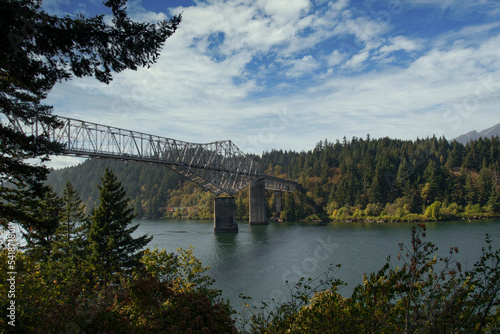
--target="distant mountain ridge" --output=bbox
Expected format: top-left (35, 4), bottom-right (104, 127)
top-left (453, 122), bottom-right (500, 145)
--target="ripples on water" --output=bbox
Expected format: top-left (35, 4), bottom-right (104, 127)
top-left (134, 219), bottom-right (500, 313)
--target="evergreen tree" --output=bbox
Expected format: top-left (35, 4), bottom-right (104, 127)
top-left (25, 187), bottom-right (63, 258)
top-left (396, 157), bottom-right (413, 196)
top-left (477, 167), bottom-right (493, 205)
top-left (422, 160), bottom-right (446, 202)
top-left (0, 0), bottom-right (180, 233)
top-left (87, 168), bottom-right (152, 287)
top-left (446, 141), bottom-right (465, 169)
top-left (49, 181), bottom-right (87, 281)
top-left (465, 173), bottom-right (478, 204)
top-left (487, 186), bottom-right (500, 214)
top-left (368, 167), bottom-right (385, 204)
top-left (463, 142), bottom-right (479, 170)
top-left (59, 180), bottom-right (86, 241)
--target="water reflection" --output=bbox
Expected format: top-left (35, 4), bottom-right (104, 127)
top-left (213, 232), bottom-right (239, 262)
top-left (248, 224), bottom-right (269, 245)
top-left (215, 232), bottom-right (238, 245)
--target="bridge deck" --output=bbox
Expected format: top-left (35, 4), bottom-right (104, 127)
top-left (2, 113), bottom-right (297, 194)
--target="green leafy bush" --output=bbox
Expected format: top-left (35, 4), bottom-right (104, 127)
top-left (424, 200), bottom-right (442, 220)
top-left (247, 224), bottom-right (500, 333)
top-left (0, 247), bottom-right (236, 333)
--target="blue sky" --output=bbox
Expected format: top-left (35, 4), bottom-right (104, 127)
top-left (41, 0), bottom-right (500, 168)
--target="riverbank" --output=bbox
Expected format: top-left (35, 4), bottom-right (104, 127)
top-left (325, 215), bottom-right (500, 224)
top-left (308, 200), bottom-right (500, 225)
top-left (161, 214), bottom-right (500, 224)
top-left (294, 213), bottom-right (500, 224)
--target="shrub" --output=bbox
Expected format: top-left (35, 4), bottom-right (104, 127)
top-left (335, 206), bottom-right (351, 219)
top-left (440, 202), bottom-right (461, 219)
top-left (465, 203), bottom-right (484, 217)
top-left (353, 208), bottom-right (364, 218)
top-left (383, 198), bottom-right (410, 217)
top-left (424, 201), bottom-right (442, 220)
top-left (249, 224), bottom-right (500, 333)
top-left (364, 203), bottom-right (383, 217)
top-left (0, 247), bottom-right (236, 333)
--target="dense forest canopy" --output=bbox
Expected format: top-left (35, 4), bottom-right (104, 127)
top-left (47, 135), bottom-right (500, 221)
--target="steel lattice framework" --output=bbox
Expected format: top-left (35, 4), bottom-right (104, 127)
top-left (1, 114), bottom-right (296, 195)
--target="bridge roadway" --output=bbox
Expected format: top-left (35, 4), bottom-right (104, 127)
top-left (1, 113), bottom-right (297, 232)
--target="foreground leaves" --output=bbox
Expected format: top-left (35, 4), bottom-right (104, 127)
top-left (0, 246), bottom-right (236, 333)
top-left (249, 224), bottom-right (500, 333)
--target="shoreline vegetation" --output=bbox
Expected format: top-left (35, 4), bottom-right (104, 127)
top-left (161, 213), bottom-right (500, 224)
top-left (48, 135), bottom-right (500, 226)
top-left (162, 200), bottom-right (500, 224)
top-left (302, 216), bottom-right (500, 224)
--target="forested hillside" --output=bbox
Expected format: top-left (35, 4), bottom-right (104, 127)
top-left (47, 160), bottom-right (185, 219)
top-left (260, 135), bottom-right (500, 221)
top-left (47, 135), bottom-right (500, 221)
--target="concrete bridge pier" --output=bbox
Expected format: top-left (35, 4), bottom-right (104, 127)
top-left (214, 196), bottom-right (238, 233)
top-left (249, 178), bottom-right (267, 225)
top-left (273, 191), bottom-right (282, 213)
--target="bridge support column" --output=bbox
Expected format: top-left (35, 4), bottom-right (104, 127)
top-left (214, 196), bottom-right (238, 233)
top-left (249, 178), bottom-right (267, 225)
top-left (273, 191), bottom-right (283, 213)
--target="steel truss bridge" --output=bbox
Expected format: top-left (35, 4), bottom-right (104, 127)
top-left (1, 114), bottom-right (297, 195)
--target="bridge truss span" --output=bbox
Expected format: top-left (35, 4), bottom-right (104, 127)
top-left (2, 114), bottom-right (296, 195)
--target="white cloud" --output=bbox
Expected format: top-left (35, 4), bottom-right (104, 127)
top-left (331, 0), bottom-right (349, 11)
top-left (342, 50), bottom-right (370, 69)
top-left (327, 50), bottom-right (345, 67)
top-left (45, 156), bottom-right (86, 170)
top-left (256, 0), bottom-right (311, 24)
top-left (285, 55), bottom-right (320, 78)
top-left (42, 0), bottom-right (500, 169)
top-left (334, 13), bottom-right (390, 43)
top-left (378, 36), bottom-right (423, 55)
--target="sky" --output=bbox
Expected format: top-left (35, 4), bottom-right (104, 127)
top-left (41, 0), bottom-right (500, 169)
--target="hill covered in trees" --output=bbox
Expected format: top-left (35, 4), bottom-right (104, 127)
top-left (47, 135), bottom-right (500, 222)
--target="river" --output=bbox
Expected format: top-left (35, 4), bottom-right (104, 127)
top-left (133, 219), bottom-right (500, 315)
